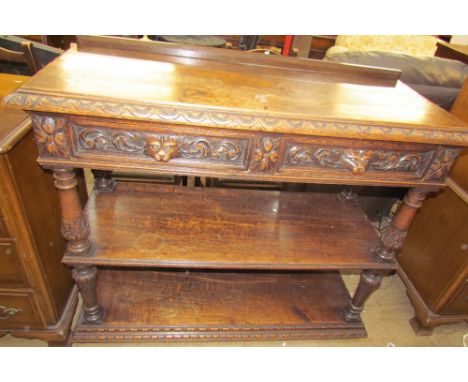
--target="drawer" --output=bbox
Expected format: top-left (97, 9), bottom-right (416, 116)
top-left (32, 113), bottom-right (459, 186)
top-left (69, 119), bottom-right (250, 170)
top-left (0, 239), bottom-right (27, 287)
top-left (444, 281), bottom-right (468, 316)
top-left (0, 291), bottom-right (41, 329)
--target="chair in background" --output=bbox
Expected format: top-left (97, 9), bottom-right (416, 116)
top-left (0, 42), bottom-right (39, 74)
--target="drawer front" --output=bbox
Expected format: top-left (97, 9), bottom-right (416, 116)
top-left (444, 281), bottom-right (468, 316)
top-left (72, 122), bottom-right (249, 170)
top-left (31, 113), bottom-right (461, 186)
top-left (0, 292), bottom-right (41, 329)
top-left (0, 240), bottom-right (27, 287)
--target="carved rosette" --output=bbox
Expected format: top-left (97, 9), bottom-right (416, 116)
top-left (75, 126), bottom-right (244, 165)
top-left (423, 148), bottom-right (461, 181)
top-left (285, 145), bottom-right (433, 176)
top-left (31, 115), bottom-right (70, 158)
top-left (0, 305), bottom-right (21, 320)
top-left (251, 137), bottom-right (281, 172)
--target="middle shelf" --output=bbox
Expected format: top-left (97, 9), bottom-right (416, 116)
top-left (63, 182), bottom-right (393, 270)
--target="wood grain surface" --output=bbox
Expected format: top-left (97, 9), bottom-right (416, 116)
top-left (72, 269), bottom-right (366, 342)
top-left (4, 41), bottom-right (468, 146)
top-left (63, 182), bottom-right (390, 270)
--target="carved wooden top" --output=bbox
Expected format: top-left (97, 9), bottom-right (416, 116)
top-left (3, 40), bottom-right (468, 146)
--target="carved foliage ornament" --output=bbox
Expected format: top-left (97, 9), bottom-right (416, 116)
top-left (0, 305), bottom-right (21, 320)
top-left (423, 148), bottom-right (461, 181)
top-left (6, 93), bottom-right (468, 145)
top-left (61, 215), bottom-right (90, 243)
top-left (251, 137), bottom-right (281, 172)
top-left (285, 145), bottom-right (433, 175)
top-left (31, 115), bottom-right (70, 158)
top-left (76, 126), bottom-right (244, 165)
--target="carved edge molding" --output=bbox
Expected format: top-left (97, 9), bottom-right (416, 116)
top-left (74, 323), bottom-right (366, 341)
top-left (6, 92), bottom-right (468, 146)
top-left (0, 305), bottom-right (21, 320)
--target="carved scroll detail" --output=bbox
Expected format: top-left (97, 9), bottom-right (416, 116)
top-left (423, 148), bottom-right (461, 181)
top-left (31, 115), bottom-right (70, 158)
top-left (75, 126), bottom-right (245, 165)
top-left (285, 145), bottom-right (434, 175)
top-left (7, 94), bottom-right (468, 145)
top-left (251, 137), bottom-right (281, 172)
top-left (0, 305), bottom-right (21, 320)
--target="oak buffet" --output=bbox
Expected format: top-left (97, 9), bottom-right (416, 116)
top-left (4, 36), bottom-right (468, 343)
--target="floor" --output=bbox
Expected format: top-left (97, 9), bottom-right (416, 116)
top-left (1, 272), bottom-right (467, 347)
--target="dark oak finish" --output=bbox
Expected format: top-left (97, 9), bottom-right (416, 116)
top-left (73, 269), bottom-right (366, 342)
top-left (435, 41), bottom-right (468, 65)
top-left (4, 39), bottom-right (468, 343)
top-left (397, 79), bottom-right (468, 334)
top-left (63, 182), bottom-right (389, 270)
top-left (0, 74), bottom-right (79, 345)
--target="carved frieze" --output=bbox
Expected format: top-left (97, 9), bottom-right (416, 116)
top-left (74, 125), bottom-right (247, 166)
top-left (422, 148), bottom-right (461, 181)
top-left (284, 144), bottom-right (434, 176)
top-left (31, 115), bottom-right (70, 158)
top-left (0, 305), bottom-right (21, 320)
top-left (250, 137), bottom-right (281, 172)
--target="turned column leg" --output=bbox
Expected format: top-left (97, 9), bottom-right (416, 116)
top-left (344, 270), bottom-right (384, 321)
top-left (91, 169), bottom-right (115, 192)
top-left (345, 187), bottom-right (434, 322)
top-left (53, 168), bottom-right (102, 323)
top-left (374, 187), bottom-right (432, 262)
top-left (72, 266), bottom-right (101, 323)
top-left (338, 187), bottom-right (358, 203)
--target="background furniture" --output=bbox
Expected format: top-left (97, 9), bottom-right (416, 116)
top-left (435, 40), bottom-right (468, 65)
top-left (325, 50), bottom-right (468, 110)
top-left (6, 36), bottom-right (468, 343)
top-left (0, 73), bottom-right (83, 345)
top-left (0, 35), bottom-right (62, 75)
top-left (397, 79), bottom-right (468, 334)
top-left (326, 35), bottom-right (440, 58)
top-left (0, 41), bottom-right (39, 74)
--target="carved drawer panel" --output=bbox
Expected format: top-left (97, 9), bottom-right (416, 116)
top-left (30, 113), bottom-right (461, 186)
top-left (279, 140), bottom-right (460, 183)
top-left (70, 122), bottom-right (249, 169)
top-left (0, 239), bottom-right (27, 287)
top-left (0, 292), bottom-right (41, 329)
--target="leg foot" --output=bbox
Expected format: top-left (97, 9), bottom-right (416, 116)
top-left (92, 169), bottom-right (115, 192)
top-left (410, 317), bottom-right (433, 336)
top-left (72, 266), bottom-right (102, 323)
top-left (344, 270), bottom-right (383, 322)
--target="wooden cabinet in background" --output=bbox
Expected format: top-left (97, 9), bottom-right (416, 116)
top-left (397, 80), bottom-right (468, 334)
top-left (0, 74), bottom-right (84, 345)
